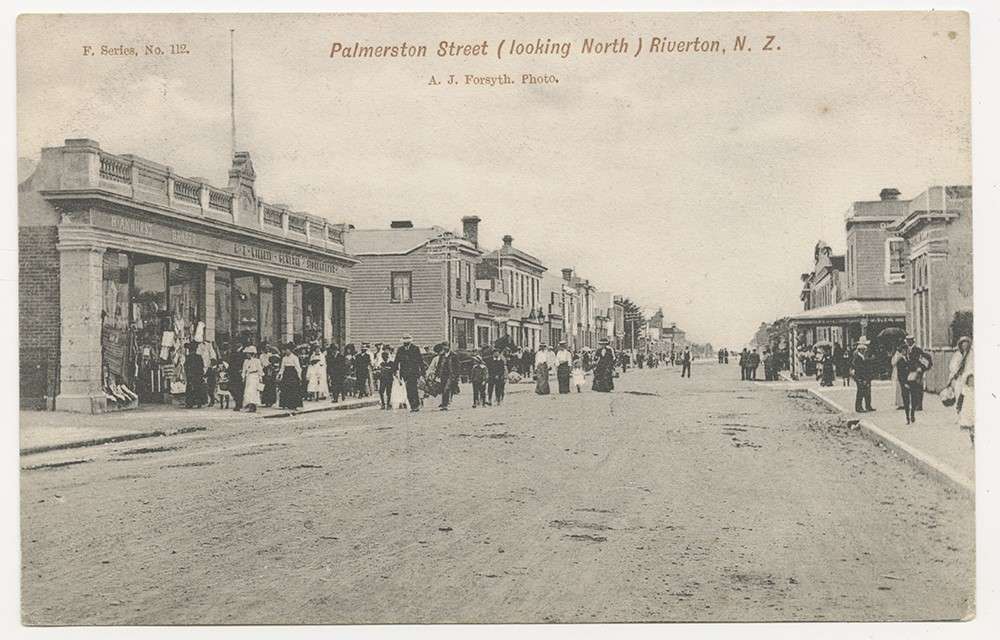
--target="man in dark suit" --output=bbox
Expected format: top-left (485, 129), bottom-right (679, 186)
top-left (851, 338), bottom-right (875, 412)
top-left (326, 344), bottom-right (348, 403)
top-left (395, 334), bottom-right (426, 412)
top-left (354, 344), bottom-right (373, 397)
top-left (485, 349), bottom-right (507, 406)
top-left (902, 334), bottom-right (933, 416)
top-left (437, 342), bottom-right (461, 410)
top-left (680, 346), bottom-right (692, 378)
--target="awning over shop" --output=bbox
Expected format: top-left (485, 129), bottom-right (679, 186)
top-left (790, 299), bottom-right (906, 325)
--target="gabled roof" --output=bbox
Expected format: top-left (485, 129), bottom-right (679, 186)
top-left (344, 226), bottom-right (465, 256)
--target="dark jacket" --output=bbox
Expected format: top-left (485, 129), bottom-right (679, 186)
top-left (471, 362), bottom-right (488, 384)
top-left (438, 351), bottom-right (461, 380)
top-left (851, 351), bottom-right (873, 381)
top-left (486, 355), bottom-right (507, 380)
top-left (326, 351), bottom-right (348, 380)
top-left (395, 343), bottom-right (426, 380)
top-left (185, 353), bottom-right (205, 383)
top-left (354, 351), bottom-right (372, 376)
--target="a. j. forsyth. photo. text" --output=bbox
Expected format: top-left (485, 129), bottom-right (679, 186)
top-left (17, 11), bottom-right (973, 625)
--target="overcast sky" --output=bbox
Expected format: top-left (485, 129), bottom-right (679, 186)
top-left (17, 12), bottom-right (970, 347)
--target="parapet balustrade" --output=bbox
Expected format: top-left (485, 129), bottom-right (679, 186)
top-left (62, 141), bottom-right (348, 253)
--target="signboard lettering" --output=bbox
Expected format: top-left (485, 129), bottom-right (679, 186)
top-left (93, 211), bottom-right (341, 276)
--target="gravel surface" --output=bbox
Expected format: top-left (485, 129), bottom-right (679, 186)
top-left (20, 364), bottom-right (974, 624)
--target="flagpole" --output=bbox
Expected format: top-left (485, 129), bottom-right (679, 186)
top-left (230, 28), bottom-right (236, 159)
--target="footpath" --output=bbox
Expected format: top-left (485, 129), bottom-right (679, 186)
top-left (777, 374), bottom-right (974, 496)
top-left (20, 397), bottom-right (378, 457)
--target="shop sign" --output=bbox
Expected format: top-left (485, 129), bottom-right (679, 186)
top-left (93, 211), bottom-right (342, 276)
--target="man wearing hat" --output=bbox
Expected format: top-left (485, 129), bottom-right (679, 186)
top-left (902, 333), bottom-right (933, 420)
top-left (850, 337), bottom-right (875, 413)
top-left (681, 346), bottom-right (693, 378)
top-left (555, 340), bottom-right (573, 394)
top-left (437, 342), bottom-right (461, 410)
top-left (354, 343), bottom-right (373, 397)
top-left (395, 334), bottom-right (426, 411)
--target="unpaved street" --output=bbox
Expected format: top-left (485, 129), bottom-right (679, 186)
top-left (20, 364), bottom-right (974, 624)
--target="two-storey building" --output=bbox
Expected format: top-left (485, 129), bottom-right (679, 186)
top-left (19, 139), bottom-right (357, 412)
top-left (789, 188), bottom-right (910, 378)
top-left (343, 216), bottom-right (490, 351)
top-left (477, 235), bottom-right (547, 350)
top-left (888, 185), bottom-right (973, 391)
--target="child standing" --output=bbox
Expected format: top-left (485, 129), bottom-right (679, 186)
top-left (205, 359), bottom-right (219, 407)
top-left (376, 351), bottom-right (396, 409)
top-left (572, 356), bottom-right (586, 393)
top-left (471, 356), bottom-right (488, 408)
top-left (216, 361), bottom-right (231, 409)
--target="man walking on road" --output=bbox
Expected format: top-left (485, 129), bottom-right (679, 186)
top-left (437, 342), bottom-right (461, 410)
top-left (395, 334), bottom-right (426, 412)
top-left (851, 337), bottom-right (875, 413)
top-left (486, 349), bottom-right (507, 405)
top-left (680, 346), bottom-right (692, 378)
top-left (749, 348), bottom-right (761, 380)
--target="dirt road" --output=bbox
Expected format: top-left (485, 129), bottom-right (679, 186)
top-left (20, 364), bottom-right (974, 624)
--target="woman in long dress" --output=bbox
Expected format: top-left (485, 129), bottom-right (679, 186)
top-left (534, 345), bottom-right (551, 395)
top-left (307, 348), bottom-right (328, 400)
top-left (241, 346), bottom-right (263, 412)
top-left (278, 345), bottom-right (303, 410)
top-left (949, 337), bottom-right (974, 444)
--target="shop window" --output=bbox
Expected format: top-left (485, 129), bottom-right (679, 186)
top-left (300, 283), bottom-right (324, 344)
top-left (102, 251), bottom-right (130, 328)
top-left (391, 271), bottom-right (412, 302)
top-left (233, 274), bottom-right (259, 347)
top-left (260, 277), bottom-right (284, 350)
top-left (452, 318), bottom-right (472, 351)
top-left (134, 260), bottom-right (168, 341)
top-left (168, 261), bottom-right (204, 342)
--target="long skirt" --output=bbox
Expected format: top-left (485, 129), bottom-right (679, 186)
top-left (185, 380), bottom-right (206, 407)
top-left (279, 366), bottom-right (303, 410)
top-left (557, 363), bottom-right (571, 394)
top-left (592, 366), bottom-right (614, 392)
top-left (261, 380), bottom-right (277, 406)
top-left (535, 363), bottom-right (550, 395)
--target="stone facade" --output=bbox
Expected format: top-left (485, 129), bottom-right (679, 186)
top-left (19, 138), bottom-right (357, 413)
top-left (890, 185), bottom-right (973, 391)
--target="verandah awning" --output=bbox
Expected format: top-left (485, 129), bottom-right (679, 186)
top-left (789, 299), bottom-right (906, 325)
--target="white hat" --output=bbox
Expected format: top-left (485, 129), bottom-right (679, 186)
top-left (244, 345), bottom-right (258, 354)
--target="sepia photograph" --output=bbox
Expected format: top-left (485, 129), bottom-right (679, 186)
top-left (11, 5), bottom-right (987, 630)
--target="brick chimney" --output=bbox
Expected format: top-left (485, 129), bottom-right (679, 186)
top-left (462, 215), bottom-right (481, 247)
top-left (561, 267), bottom-right (574, 282)
top-left (390, 220), bottom-right (414, 229)
top-left (879, 187), bottom-right (901, 201)
top-left (502, 234), bottom-right (514, 248)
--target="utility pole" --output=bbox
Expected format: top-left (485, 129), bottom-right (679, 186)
top-left (230, 29), bottom-right (236, 159)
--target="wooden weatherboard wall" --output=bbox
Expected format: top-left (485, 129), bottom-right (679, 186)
top-left (347, 244), bottom-right (448, 348)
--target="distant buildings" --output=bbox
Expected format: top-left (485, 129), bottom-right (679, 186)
top-left (19, 136), bottom-right (689, 413)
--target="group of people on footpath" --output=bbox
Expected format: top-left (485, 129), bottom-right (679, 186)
top-left (804, 333), bottom-right (975, 445)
